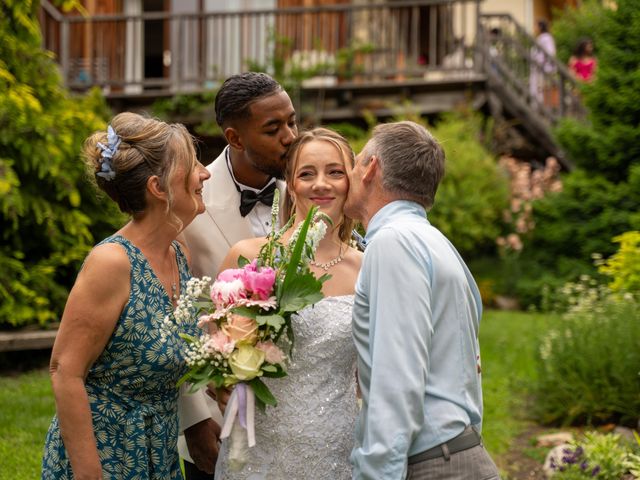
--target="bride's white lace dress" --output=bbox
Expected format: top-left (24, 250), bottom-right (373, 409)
top-left (215, 295), bottom-right (358, 480)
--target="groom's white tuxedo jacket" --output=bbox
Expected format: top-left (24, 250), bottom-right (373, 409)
top-left (177, 149), bottom-right (285, 461)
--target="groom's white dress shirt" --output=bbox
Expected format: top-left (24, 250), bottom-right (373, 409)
top-left (351, 200), bottom-right (484, 480)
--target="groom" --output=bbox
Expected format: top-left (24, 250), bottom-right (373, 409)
top-left (179, 72), bottom-right (297, 479)
top-left (344, 121), bottom-right (501, 479)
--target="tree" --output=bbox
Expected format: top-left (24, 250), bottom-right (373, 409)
top-left (0, 0), bottom-right (121, 327)
top-left (515, 0), bottom-right (640, 306)
top-left (554, 0), bottom-right (640, 182)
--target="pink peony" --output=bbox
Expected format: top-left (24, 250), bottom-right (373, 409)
top-left (210, 278), bottom-right (247, 308)
top-left (256, 340), bottom-right (286, 365)
top-left (241, 261), bottom-right (276, 300)
top-left (216, 267), bottom-right (244, 282)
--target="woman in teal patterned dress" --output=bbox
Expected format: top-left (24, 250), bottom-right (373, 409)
top-left (42, 112), bottom-right (211, 479)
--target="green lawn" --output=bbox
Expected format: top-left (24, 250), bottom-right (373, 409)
top-left (0, 310), bottom-right (558, 478)
top-left (0, 368), bottom-right (53, 480)
top-left (480, 309), bottom-right (559, 463)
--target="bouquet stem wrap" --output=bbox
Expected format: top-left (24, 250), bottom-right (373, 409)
top-left (220, 383), bottom-right (255, 470)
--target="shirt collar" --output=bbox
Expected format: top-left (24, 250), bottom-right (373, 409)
top-left (225, 146), bottom-right (276, 194)
top-left (365, 200), bottom-right (427, 243)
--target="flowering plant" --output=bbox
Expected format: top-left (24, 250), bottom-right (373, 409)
top-left (164, 191), bottom-right (329, 468)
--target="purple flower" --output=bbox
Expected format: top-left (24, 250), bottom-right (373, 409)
top-left (591, 465), bottom-right (600, 477)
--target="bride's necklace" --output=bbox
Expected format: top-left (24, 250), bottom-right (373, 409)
top-left (310, 244), bottom-right (344, 272)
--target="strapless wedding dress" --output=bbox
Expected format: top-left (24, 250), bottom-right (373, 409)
top-left (215, 295), bottom-right (358, 480)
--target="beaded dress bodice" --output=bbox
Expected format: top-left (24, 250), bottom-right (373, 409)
top-left (216, 295), bottom-right (358, 480)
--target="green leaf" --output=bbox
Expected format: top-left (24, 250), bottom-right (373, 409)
top-left (188, 378), bottom-right (211, 393)
top-left (237, 255), bottom-right (250, 267)
top-left (261, 368), bottom-right (287, 379)
top-left (282, 206), bottom-right (318, 290)
top-left (278, 272), bottom-right (324, 312)
top-left (248, 378), bottom-right (278, 407)
top-left (256, 313), bottom-right (285, 329)
top-left (231, 306), bottom-right (258, 319)
top-left (176, 371), bottom-right (191, 387)
top-left (178, 333), bottom-right (197, 343)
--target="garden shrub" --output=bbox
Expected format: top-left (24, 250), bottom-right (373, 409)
top-left (548, 431), bottom-right (640, 479)
top-left (535, 280), bottom-right (640, 426)
top-left (0, 1), bottom-right (122, 328)
top-left (516, 0), bottom-right (640, 307)
top-left (516, 167), bottom-right (640, 307)
top-left (419, 113), bottom-right (510, 258)
top-left (596, 231), bottom-right (640, 295)
top-left (552, 0), bottom-right (607, 64)
top-left (554, 0), bottom-right (640, 183)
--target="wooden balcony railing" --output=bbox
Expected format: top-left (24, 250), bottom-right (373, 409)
top-left (39, 0), bottom-right (482, 97)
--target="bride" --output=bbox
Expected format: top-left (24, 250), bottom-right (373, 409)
top-left (214, 128), bottom-right (362, 479)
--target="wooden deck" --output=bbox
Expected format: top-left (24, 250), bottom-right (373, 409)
top-left (0, 330), bottom-right (57, 352)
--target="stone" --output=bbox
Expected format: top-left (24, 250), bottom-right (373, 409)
top-left (613, 426), bottom-right (638, 442)
top-left (536, 432), bottom-right (574, 447)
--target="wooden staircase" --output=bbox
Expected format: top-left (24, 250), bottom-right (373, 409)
top-left (477, 13), bottom-right (586, 169)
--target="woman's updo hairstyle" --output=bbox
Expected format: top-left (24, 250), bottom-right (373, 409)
top-left (284, 127), bottom-right (355, 243)
top-left (83, 112), bottom-right (196, 215)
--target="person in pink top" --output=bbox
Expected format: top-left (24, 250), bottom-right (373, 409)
top-left (569, 38), bottom-right (597, 82)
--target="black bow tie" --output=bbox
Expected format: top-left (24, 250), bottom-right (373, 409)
top-left (239, 182), bottom-right (276, 217)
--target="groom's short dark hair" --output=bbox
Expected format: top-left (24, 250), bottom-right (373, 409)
top-left (215, 72), bottom-right (283, 127)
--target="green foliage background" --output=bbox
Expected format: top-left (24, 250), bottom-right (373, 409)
top-left (535, 298), bottom-right (640, 427)
top-left (0, 1), bottom-right (122, 328)
top-left (515, 0), bottom-right (640, 306)
top-left (427, 114), bottom-right (509, 257)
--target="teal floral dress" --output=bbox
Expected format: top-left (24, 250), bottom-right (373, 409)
top-left (42, 235), bottom-right (198, 479)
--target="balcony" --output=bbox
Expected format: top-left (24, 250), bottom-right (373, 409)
top-left (39, 0), bottom-right (484, 105)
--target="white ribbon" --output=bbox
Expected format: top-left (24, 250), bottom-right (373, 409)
top-left (220, 383), bottom-right (256, 448)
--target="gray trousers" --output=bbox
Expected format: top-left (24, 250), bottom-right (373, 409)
top-left (406, 444), bottom-right (501, 480)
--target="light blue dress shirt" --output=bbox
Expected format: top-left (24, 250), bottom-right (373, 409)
top-left (351, 201), bottom-right (484, 480)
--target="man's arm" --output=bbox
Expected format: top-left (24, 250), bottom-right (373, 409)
top-left (178, 385), bottom-right (214, 431)
top-left (352, 232), bottom-right (432, 479)
top-left (178, 386), bottom-right (220, 473)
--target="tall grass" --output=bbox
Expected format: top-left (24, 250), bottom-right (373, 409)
top-left (535, 298), bottom-right (640, 426)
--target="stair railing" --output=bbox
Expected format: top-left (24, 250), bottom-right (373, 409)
top-left (477, 13), bottom-right (586, 126)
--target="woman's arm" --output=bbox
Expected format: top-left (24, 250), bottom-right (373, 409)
top-left (49, 243), bottom-right (130, 479)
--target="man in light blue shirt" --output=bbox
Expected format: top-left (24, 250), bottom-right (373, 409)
top-left (344, 121), bottom-right (500, 480)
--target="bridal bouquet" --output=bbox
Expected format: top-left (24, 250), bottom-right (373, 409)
top-left (164, 191), bottom-right (329, 469)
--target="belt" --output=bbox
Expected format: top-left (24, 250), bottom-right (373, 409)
top-left (408, 427), bottom-right (482, 464)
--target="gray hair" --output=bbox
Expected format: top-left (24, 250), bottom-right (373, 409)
top-left (366, 121), bottom-right (445, 208)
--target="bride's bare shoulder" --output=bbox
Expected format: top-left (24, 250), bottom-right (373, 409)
top-left (220, 237), bottom-right (268, 272)
top-left (231, 237), bottom-right (267, 258)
